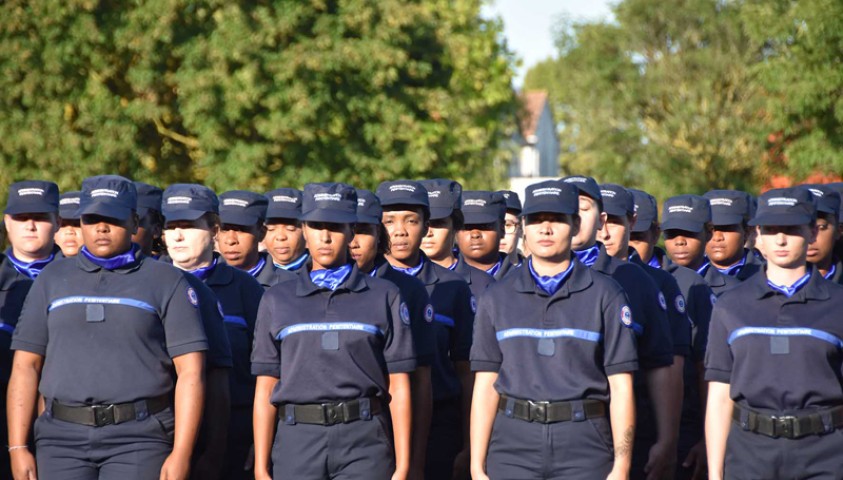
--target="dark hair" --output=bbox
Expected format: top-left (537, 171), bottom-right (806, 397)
top-left (376, 223), bottom-right (390, 256)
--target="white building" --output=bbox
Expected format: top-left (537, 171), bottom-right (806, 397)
top-left (509, 90), bottom-right (560, 199)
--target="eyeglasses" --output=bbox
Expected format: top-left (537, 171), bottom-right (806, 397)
top-left (504, 222), bottom-right (519, 234)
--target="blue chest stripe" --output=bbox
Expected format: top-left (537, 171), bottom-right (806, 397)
top-left (727, 327), bottom-right (843, 348)
top-left (276, 322), bottom-right (383, 340)
top-left (223, 316), bottom-right (248, 328)
top-left (48, 296), bottom-right (158, 314)
top-left (496, 328), bottom-right (602, 343)
top-left (434, 314), bottom-right (455, 327)
top-left (0, 323), bottom-right (14, 335)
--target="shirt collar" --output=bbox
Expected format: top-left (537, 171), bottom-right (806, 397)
top-left (5, 247), bottom-right (57, 279)
top-left (277, 251), bottom-right (309, 271)
top-left (79, 244), bottom-right (141, 272)
top-left (715, 253), bottom-right (746, 276)
top-left (528, 257), bottom-right (575, 295)
top-left (573, 244), bottom-right (601, 268)
top-left (247, 255), bottom-right (268, 277)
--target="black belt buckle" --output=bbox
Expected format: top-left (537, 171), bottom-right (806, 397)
top-left (772, 415), bottom-right (796, 439)
top-left (528, 400), bottom-right (549, 423)
top-left (321, 402), bottom-right (349, 425)
top-left (92, 404), bottom-right (115, 427)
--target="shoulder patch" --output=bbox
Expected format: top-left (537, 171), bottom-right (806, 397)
top-left (187, 287), bottom-right (199, 307)
top-left (675, 295), bottom-right (686, 314)
top-left (621, 305), bottom-right (633, 328)
top-left (658, 292), bottom-right (667, 311)
top-left (710, 293), bottom-right (717, 306)
top-left (400, 302), bottom-right (411, 326)
top-left (470, 295), bottom-right (477, 314)
top-left (425, 304), bottom-right (434, 323)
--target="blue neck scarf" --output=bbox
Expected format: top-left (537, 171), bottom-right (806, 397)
top-left (486, 259), bottom-right (503, 277)
top-left (247, 255), bottom-right (267, 277)
top-left (310, 263), bottom-right (353, 291)
top-left (574, 245), bottom-right (600, 268)
top-left (648, 255), bottom-right (661, 269)
top-left (528, 258), bottom-right (575, 295)
top-left (79, 244), bottom-right (139, 271)
top-left (447, 258), bottom-right (459, 271)
top-left (277, 252), bottom-right (309, 271)
top-left (6, 248), bottom-right (55, 279)
top-left (695, 261), bottom-right (711, 277)
top-left (716, 254), bottom-right (746, 277)
top-left (767, 271), bottom-right (811, 298)
top-left (391, 256), bottom-right (425, 277)
top-left (825, 263), bottom-right (837, 280)
top-left (188, 256), bottom-right (218, 281)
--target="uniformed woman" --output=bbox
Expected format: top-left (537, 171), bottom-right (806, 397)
top-left (7, 175), bottom-right (207, 480)
top-left (706, 187), bottom-right (843, 480)
top-left (470, 179), bottom-right (638, 480)
top-left (252, 183), bottom-right (416, 480)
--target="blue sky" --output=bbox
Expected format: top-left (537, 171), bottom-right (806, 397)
top-left (482, 0), bottom-right (615, 86)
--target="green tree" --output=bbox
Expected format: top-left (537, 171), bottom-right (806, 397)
top-left (0, 0), bottom-right (516, 204)
top-left (741, 0), bottom-right (843, 181)
top-left (525, 0), bottom-right (768, 201)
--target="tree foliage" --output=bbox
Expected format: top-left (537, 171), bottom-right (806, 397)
top-left (0, 0), bottom-right (516, 203)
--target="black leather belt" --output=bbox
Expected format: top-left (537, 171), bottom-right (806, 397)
top-left (498, 395), bottom-right (606, 424)
top-left (280, 397), bottom-right (382, 426)
top-left (51, 395), bottom-right (170, 427)
top-left (733, 404), bottom-right (843, 439)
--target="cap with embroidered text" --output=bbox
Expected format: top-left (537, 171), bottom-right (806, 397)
top-left (599, 184), bottom-right (634, 217)
top-left (629, 189), bottom-right (658, 233)
top-left (749, 187), bottom-right (816, 227)
top-left (376, 180), bottom-right (430, 214)
top-left (461, 191), bottom-right (506, 225)
top-left (219, 190), bottom-right (268, 227)
top-left (134, 182), bottom-right (163, 217)
top-left (78, 175), bottom-right (137, 221)
top-left (420, 179), bottom-right (462, 220)
top-left (498, 190), bottom-right (522, 215)
top-left (355, 190), bottom-right (383, 225)
top-left (162, 184), bottom-right (219, 222)
top-left (703, 190), bottom-right (751, 226)
top-left (4, 180), bottom-right (59, 215)
top-left (59, 191), bottom-right (82, 220)
top-left (561, 175), bottom-right (603, 211)
top-left (661, 195), bottom-right (711, 233)
top-left (799, 184), bottom-right (840, 220)
top-left (265, 188), bottom-right (302, 221)
top-left (300, 183), bottom-right (358, 224)
top-left (521, 180), bottom-right (579, 216)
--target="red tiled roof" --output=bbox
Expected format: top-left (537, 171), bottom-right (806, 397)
top-left (519, 91), bottom-right (548, 138)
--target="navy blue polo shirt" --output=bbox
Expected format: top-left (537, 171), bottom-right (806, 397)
top-left (452, 254), bottom-right (496, 300)
top-left (591, 245), bottom-right (674, 369)
top-left (203, 256), bottom-right (264, 407)
top-left (251, 265), bottom-right (416, 404)
top-left (251, 251), bottom-right (280, 289)
top-left (471, 259), bottom-right (638, 402)
top-left (489, 252), bottom-right (516, 281)
top-left (630, 251), bottom-right (692, 357)
top-left (697, 261), bottom-right (742, 296)
top-left (726, 249), bottom-right (765, 281)
top-left (827, 259), bottom-right (843, 285)
top-left (371, 257), bottom-right (436, 367)
top-left (705, 268), bottom-right (843, 411)
top-left (11, 254), bottom-right (208, 406)
top-left (0, 254), bottom-right (41, 383)
top-left (407, 254), bottom-right (475, 401)
top-left (181, 272), bottom-right (233, 369)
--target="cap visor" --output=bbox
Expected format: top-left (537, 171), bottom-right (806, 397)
top-left (78, 202), bottom-right (133, 222)
top-left (630, 215), bottom-right (655, 232)
top-left (603, 205), bottom-right (630, 217)
top-left (520, 204), bottom-right (577, 217)
top-left (710, 212), bottom-right (744, 226)
top-left (428, 206), bottom-right (454, 220)
top-left (299, 209), bottom-right (358, 224)
top-left (660, 218), bottom-right (705, 233)
top-left (355, 214), bottom-right (381, 225)
top-left (748, 213), bottom-right (812, 227)
top-left (220, 212), bottom-right (262, 227)
top-left (266, 208), bottom-right (300, 220)
top-left (163, 209), bottom-right (207, 222)
top-left (4, 204), bottom-right (57, 215)
top-left (462, 212), bottom-right (501, 225)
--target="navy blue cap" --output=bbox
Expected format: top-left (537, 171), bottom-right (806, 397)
top-left (498, 190), bottom-right (522, 214)
top-left (134, 182), bottom-right (163, 217)
top-left (800, 184), bottom-right (840, 219)
top-left (219, 190), bottom-right (268, 226)
top-left (628, 189), bottom-right (658, 233)
top-left (826, 183), bottom-right (843, 222)
top-left (4, 180), bottom-right (59, 215)
top-left (265, 188), bottom-right (302, 221)
top-left (79, 175), bottom-right (138, 221)
top-left (162, 184), bottom-right (219, 222)
top-left (356, 190), bottom-right (383, 225)
top-left (561, 175), bottom-right (603, 211)
top-left (749, 187), bottom-right (816, 227)
top-left (300, 183), bottom-right (358, 224)
top-left (375, 181), bottom-right (430, 214)
top-left (59, 191), bottom-right (82, 220)
top-left (703, 190), bottom-right (751, 226)
top-left (599, 184), bottom-right (634, 217)
top-left (521, 180), bottom-right (579, 216)
top-left (661, 195), bottom-right (711, 233)
top-left (460, 191), bottom-right (506, 225)
top-left (420, 179), bottom-right (462, 220)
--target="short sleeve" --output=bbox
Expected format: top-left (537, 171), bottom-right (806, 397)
top-left (384, 290), bottom-right (417, 374)
top-left (703, 302), bottom-right (732, 383)
top-left (602, 291), bottom-right (639, 376)
top-left (469, 290), bottom-right (501, 372)
top-left (161, 276), bottom-right (209, 358)
top-left (251, 291), bottom-right (281, 378)
top-left (10, 276), bottom-right (50, 356)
